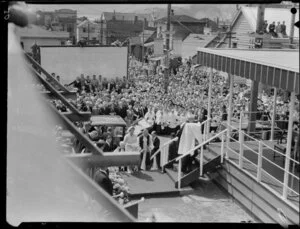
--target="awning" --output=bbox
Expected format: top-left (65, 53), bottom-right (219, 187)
top-left (197, 48), bottom-right (299, 94)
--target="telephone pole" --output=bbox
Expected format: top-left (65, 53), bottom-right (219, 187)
top-left (248, 4), bottom-right (265, 133)
top-left (142, 19), bottom-right (145, 65)
top-left (164, 3), bottom-right (171, 93)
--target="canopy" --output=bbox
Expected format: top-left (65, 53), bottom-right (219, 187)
top-left (197, 48), bottom-right (299, 94)
top-left (90, 115), bottom-right (126, 126)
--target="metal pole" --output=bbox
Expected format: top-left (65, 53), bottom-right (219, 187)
top-left (200, 146), bottom-right (204, 176)
top-left (226, 73), bottom-right (234, 151)
top-left (257, 141), bottom-right (263, 182)
top-left (239, 111), bottom-right (244, 168)
top-left (271, 87), bottom-right (277, 141)
top-left (221, 133), bottom-right (225, 163)
top-left (207, 68), bottom-right (213, 138)
top-left (164, 4), bottom-right (171, 93)
top-left (88, 21), bottom-right (90, 43)
top-left (178, 159), bottom-right (182, 189)
top-left (142, 20), bottom-right (144, 65)
top-left (228, 25), bottom-right (232, 48)
top-left (282, 92), bottom-right (295, 199)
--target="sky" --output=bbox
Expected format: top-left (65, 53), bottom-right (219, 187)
top-left (27, 4), bottom-right (236, 21)
top-left (27, 4), bottom-right (191, 20)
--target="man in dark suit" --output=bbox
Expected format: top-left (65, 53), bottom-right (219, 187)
top-left (151, 131), bottom-right (161, 169)
top-left (94, 168), bottom-right (113, 195)
top-left (103, 135), bottom-right (116, 152)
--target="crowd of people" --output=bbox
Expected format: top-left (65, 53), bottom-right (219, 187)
top-left (49, 56), bottom-right (300, 201)
top-left (50, 57), bottom-right (299, 167)
top-left (261, 20), bottom-right (288, 38)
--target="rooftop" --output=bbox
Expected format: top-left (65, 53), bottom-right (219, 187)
top-left (239, 6), bottom-right (299, 38)
top-left (15, 25), bottom-right (69, 39)
top-left (197, 48), bottom-right (299, 73)
top-left (102, 12), bottom-right (152, 22)
top-left (156, 15), bottom-right (206, 24)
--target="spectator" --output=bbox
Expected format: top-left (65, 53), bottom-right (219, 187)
top-left (268, 21), bottom-right (277, 37)
top-left (281, 21), bottom-right (287, 37)
top-left (151, 131), bottom-right (161, 170)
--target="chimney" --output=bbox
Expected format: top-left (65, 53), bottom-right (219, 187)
top-left (113, 10), bottom-right (116, 20)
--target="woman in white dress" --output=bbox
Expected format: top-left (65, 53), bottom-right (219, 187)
top-left (123, 126), bottom-right (139, 173)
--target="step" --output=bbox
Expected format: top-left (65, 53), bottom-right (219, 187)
top-left (203, 155), bottom-right (221, 174)
top-left (207, 144), bottom-right (221, 156)
top-left (176, 167), bottom-right (200, 188)
top-left (165, 168), bottom-right (178, 183)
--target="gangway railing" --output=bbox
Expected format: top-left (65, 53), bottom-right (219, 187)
top-left (160, 119), bottom-right (212, 170)
top-left (225, 122), bottom-right (299, 209)
top-left (25, 58), bottom-right (91, 122)
top-left (175, 129), bottom-right (227, 189)
top-left (24, 52), bottom-right (75, 94)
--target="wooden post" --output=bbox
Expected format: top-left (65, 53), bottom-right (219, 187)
top-left (289, 3), bottom-right (296, 44)
top-left (271, 87), bottom-right (277, 141)
top-left (282, 92), bottom-right (295, 199)
top-left (257, 141), bottom-right (263, 182)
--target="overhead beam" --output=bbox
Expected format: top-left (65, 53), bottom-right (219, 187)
top-left (65, 152), bottom-right (141, 168)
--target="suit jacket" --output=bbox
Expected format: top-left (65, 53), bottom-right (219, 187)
top-left (103, 142), bottom-right (116, 152)
top-left (152, 136), bottom-right (160, 153)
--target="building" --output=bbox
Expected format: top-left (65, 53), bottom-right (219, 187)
top-left (100, 12), bottom-right (154, 45)
top-left (36, 9), bottom-right (77, 44)
top-left (216, 6), bottom-right (299, 49)
top-left (76, 19), bottom-right (100, 44)
top-left (181, 33), bottom-right (219, 60)
top-left (15, 24), bottom-right (69, 52)
top-left (155, 14), bottom-right (207, 47)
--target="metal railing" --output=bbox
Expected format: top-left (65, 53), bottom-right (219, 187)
top-left (175, 129), bottom-right (227, 189)
top-left (150, 136), bottom-right (178, 171)
top-left (226, 122), bottom-right (299, 207)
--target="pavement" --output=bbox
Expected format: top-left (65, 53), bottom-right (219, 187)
top-left (137, 179), bottom-right (256, 223)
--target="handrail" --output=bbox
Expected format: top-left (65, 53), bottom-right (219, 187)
top-left (150, 137), bottom-right (178, 161)
top-left (26, 61), bottom-right (90, 117)
top-left (176, 129), bottom-right (227, 162)
top-left (24, 52), bottom-right (71, 93)
top-left (261, 140), bottom-right (299, 165)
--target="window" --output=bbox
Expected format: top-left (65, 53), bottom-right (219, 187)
top-left (67, 24), bottom-right (73, 33)
top-left (83, 27), bottom-right (86, 33)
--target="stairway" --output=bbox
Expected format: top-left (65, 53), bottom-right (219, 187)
top-left (165, 148), bottom-right (221, 188)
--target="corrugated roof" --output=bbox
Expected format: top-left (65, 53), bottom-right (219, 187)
top-left (15, 25), bottom-right (69, 39)
top-left (156, 15), bottom-right (205, 24)
top-left (241, 6), bottom-right (299, 38)
top-left (197, 48), bottom-right (299, 73)
top-left (197, 48), bottom-right (299, 93)
top-left (102, 12), bottom-right (152, 22)
top-left (182, 34), bottom-right (217, 59)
